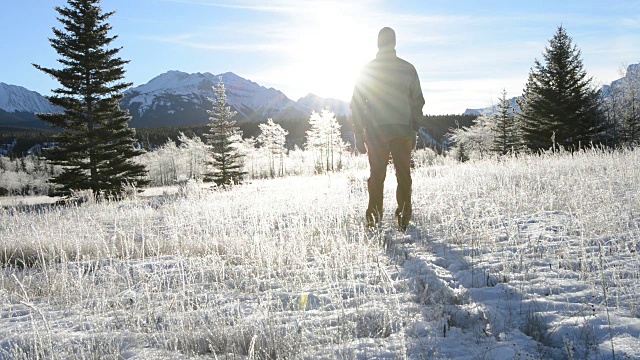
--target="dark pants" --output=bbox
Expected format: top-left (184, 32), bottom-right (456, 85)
top-left (365, 133), bottom-right (413, 227)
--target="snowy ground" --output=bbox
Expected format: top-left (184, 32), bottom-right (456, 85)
top-left (1, 149), bottom-right (640, 359)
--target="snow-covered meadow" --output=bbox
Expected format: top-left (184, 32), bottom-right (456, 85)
top-left (1, 148), bottom-right (640, 359)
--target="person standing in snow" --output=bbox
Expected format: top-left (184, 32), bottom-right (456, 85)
top-left (351, 27), bottom-right (425, 231)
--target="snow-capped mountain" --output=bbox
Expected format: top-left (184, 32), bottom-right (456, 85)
top-left (0, 82), bottom-right (61, 114)
top-left (120, 71), bottom-right (313, 127)
top-left (1, 71), bottom-right (351, 129)
top-left (0, 82), bottom-right (63, 129)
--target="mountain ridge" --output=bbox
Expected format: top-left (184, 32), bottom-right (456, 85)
top-left (0, 82), bottom-right (62, 114)
top-left (119, 70), bottom-right (352, 127)
top-left (0, 71), bottom-right (351, 129)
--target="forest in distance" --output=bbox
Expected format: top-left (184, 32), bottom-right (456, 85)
top-left (0, 114), bottom-right (476, 156)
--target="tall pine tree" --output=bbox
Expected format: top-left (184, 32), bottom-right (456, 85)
top-left (34, 0), bottom-right (148, 197)
top-left (517, 26), bottom-right (603, 151)
top-left (204, 77), bottom-right (246, 186)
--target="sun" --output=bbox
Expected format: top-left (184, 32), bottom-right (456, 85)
top-left (283, 6), bottom-right (377, 101)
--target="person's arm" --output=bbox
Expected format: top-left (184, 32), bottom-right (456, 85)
top-left (409, 68), bottom-right (425, 131)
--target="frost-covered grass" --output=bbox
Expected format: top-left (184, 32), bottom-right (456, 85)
top-left (1, 148), bottom-right (640, 359)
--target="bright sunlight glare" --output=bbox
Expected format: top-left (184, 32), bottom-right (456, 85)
top-left (282, 4), bottom-right (377, 101)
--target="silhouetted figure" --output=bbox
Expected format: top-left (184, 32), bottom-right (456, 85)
top-left (351, 27), bottom-right (425, 230)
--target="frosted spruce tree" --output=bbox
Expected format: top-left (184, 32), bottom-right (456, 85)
top-left (204, 77), bottom-right (246, 186)
top-left (306, 110), bottom-right (343, 173)
top-left (34, 0), bottom-right (148, 197)
top-left (491, 90), bottom-right (521, 155)
top-left (517, 26), bottom-right (604, 151)
top-left (258, 119), bottom-right (288, 178)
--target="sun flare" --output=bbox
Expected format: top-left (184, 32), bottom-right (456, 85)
top-left (283, 6), bottom-right (377, 101)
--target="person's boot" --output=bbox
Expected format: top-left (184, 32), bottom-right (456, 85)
top-left (366, 208), bottom-right (381, 230)
top-left (395, 208), bottom-right (410, 232)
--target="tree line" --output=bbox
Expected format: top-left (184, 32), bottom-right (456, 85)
top-left (0, 129), bottom-right (56, 157)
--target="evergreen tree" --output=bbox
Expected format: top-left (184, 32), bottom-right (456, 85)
top-left (456, 141), bottom-right (470, 163)
top-left (491, 90), bottom-right (521, 154)
top-left (517, 26), bottom-right (603, 151)
top-left (34, 0), bottom-right (148, 197)
top-left (204, 77), bottom-right (246, 186)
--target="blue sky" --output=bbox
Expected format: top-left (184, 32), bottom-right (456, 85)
top-left (1, 0), bottom-right (639, 114)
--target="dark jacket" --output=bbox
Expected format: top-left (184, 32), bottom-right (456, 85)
top-left (351, 48), bottom-right (425, 138)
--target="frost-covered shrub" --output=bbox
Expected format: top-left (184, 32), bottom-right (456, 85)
top-left (0, 155), bottom-right (56, 196)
